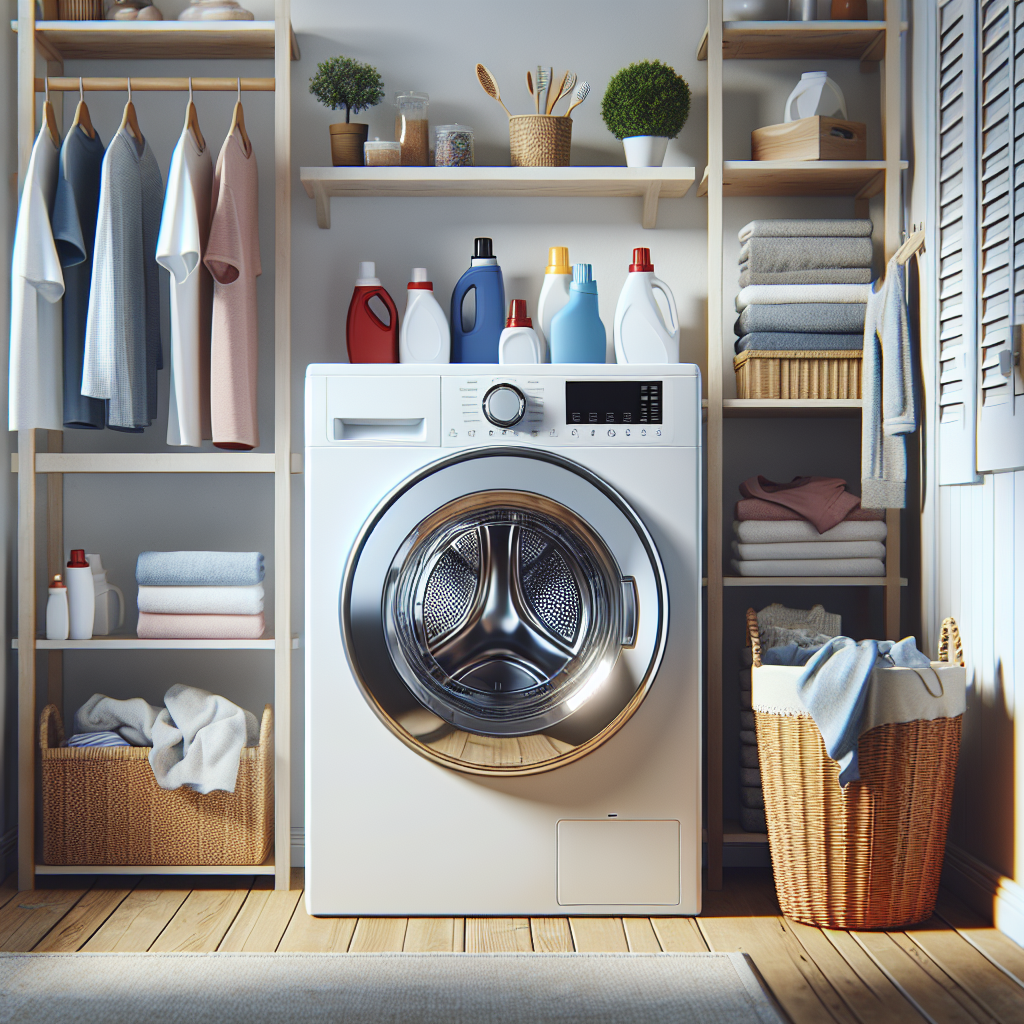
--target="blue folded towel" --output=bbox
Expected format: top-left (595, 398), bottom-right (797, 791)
top-left (136, 551), bottom-right (266, 587)
top-left (735, 332), bottom-right (865, 353)
top-left (762, 643), bottom-right (823, 667)
top-left (796, 636), bottom-right (931, 785)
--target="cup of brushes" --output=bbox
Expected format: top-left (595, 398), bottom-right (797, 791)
top-left (476, 64), bottom-right (589, 167)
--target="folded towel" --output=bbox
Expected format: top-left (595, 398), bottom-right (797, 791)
top-left (136, 611), bottom-right (266, 640)
top-left (66, 731), bottom-right (130, 749)
top-left (734, 519), bottom-right (887, 543)
top-left (739, 766), bottom-right (761, 787)
top-left (739, 267), bottom-right (873, 288)
top-left (740, 807), bottom-right (767, 832)
top-left (740, 786), bottom-right (765, 810)
top-left (738, 219), bottom-right (873, 243)
top-left (761, 643), bottom-right (824, 666)
top-left (740, 710), bottom-right (755, 730)
top-left (735, 303), bottom-right (867, 337)
top-left (736, 283), bottom-right (872, 311)
top-left (757, 602), bottom-right (841, 635)
top-left (736, 498), bottom-right (884, 522)
top-left (136, 551), bottom-right (265, 587)
top-left (740, 729), bottom-right (757, 745)
top-left (739, 475), bottom-right (861, 533)
top-left (735, 332), bottom-right (864, 353)
top-left (733, 540), bottom-right (886, 560)
top-left (740, 744), bottom-right (759, 768)
top-left (731, 558), bottom-right (886, 576)
top-left (738, 236), bottom-right (874, 272)
top-left (138, 584), bottom-right (265, 616)
top-left (740, 689), bottom-right (752, 710)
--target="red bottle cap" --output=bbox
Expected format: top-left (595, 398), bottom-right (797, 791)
top-left (50, 574), bottom-right (66, 589)
top-left (505, 299), bottom-right (532, 328)
top-left (67, 549), bottom-right (89, 568)
top-left (629, 247), bottom-right (654, 272)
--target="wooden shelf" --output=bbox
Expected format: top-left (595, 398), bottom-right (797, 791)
top-left (300, 166), bottom-right (696, 230)
top-left (698, 161), bottom-right (907, 198)
top-left (723, 399), bottom-right (861, 418)
top-left (696, 20), bottom-right (906, 63)
top-left (9, 452), bottom-right (301, 474)
top-left (723, 821), bottom-right (768, 844)
top-left (724, 576), bottom-right (908, 587)
top-left (14, 636), bottom-right (299, 650)
top-left (36, 859), bottom-right (275, 876)
top-left (15, 20), bottom-right (299, 63)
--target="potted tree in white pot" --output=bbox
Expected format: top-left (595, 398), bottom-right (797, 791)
top-left (601, 60), bottom-right (691, 168)
top-left (309, 55), bottom-right (386, 167)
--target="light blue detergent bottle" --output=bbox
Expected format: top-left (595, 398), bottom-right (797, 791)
top-left (548, 264), bottom-right (607, 363)
top-left (450, 237), bottom-right (506, 362)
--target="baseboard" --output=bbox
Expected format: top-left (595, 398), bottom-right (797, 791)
top-left (942, 843), bottom-right (1024, 946)
top-left (291, 826), bottom-right (304, 867)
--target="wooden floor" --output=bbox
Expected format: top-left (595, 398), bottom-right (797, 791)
top-left (1, 867), bottom-right (1022, 1022)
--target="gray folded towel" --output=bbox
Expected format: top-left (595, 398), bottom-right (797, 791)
top-left (735, 302), bottom-right (867, 337)
top-left (740, 729), bottom-right (757, 745)
top-left (740, 710), bottom-right (755, 729)
top-left (738, 219), bottom-right (873, 243)
top-left (741, 786), bottom-right (765, 809)
top-left (739, 766), bottom-right (762, 787)
top-left (739, 807), bottom-right (767, 832)
top-left (740, 744), bottom-right (759, 768)
top-left (136, 551), bottom-right (266, 587)
top-left (739, 267), bottom-right (874, 288)
top-left (739, 237), bottom-right (874, 272)
top-left (736, 332), bottom-right (864, 353)
top-left (740, 688), bottom-right (752, 710)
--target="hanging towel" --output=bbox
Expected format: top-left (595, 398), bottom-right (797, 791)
top-left (735, 332), bottom-right (863, 353)
top-left (735, 498), bottom-right (884, 523)
top-left (880, 259), bottom-right (918, 436)
top-left (9, 122), bottom-right (64, 432)
top-left (735, 302), bottom-right (866, 337)
top-left (138, 583), bottom-right (264, 616)
top-left (731, 558), bottom-right (885, 577)
top-left (732, 540), bottom-right (886, 560)
top-left (739, 267), bottom-right (873, 288)
top-left (733, 519), bottom-right (887, 543)
top-left (738, 236), bottom-right (874, 272)
top-left (739, 475), bottom-right (861, 533)
top-left (136, 611), bottom-right (266, 640)
top-left (736, 283), bottom-right (872, 311)
top-left (738, 219), bottom-right (873, 243)
top-left (135, 550), bottom-right (265, 587)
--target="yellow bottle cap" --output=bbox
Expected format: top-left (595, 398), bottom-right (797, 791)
top-left (545, 246), bottom-right (570, 274)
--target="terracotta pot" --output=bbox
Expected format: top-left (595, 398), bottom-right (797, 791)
top-left (830, 0), bottom-right (867, 17)
top-left (330, 123), bottom-right (369, 167)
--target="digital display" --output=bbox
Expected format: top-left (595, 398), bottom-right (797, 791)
top-left (565, 381), bottom-right (663, 425)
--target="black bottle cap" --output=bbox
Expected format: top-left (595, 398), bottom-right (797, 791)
top-left (474, 237), bottom-right (494, 259)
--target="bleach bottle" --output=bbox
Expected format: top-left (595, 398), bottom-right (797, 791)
top-left (613, 247), bottom-right (680, 364)
top-left (450, 237), bottom-right (505, 363)
top-left (548, 264), bottom-right (607, 364)
top-left (400, 268), bottom-right (450, 364)
top-left (498, 300), bottom-right (543, 364)
top-left (346, 261), bottom-right (399, 363)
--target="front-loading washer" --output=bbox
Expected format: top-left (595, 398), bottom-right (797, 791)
top-left (305, 364), bottom-right (702, 916)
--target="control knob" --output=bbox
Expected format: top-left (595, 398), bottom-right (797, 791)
top-left (482, 384), bottom-right (527, 428)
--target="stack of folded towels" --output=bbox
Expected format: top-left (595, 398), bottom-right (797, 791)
top-left (731, 475), bottom-right (886, 577)
top-left (735, 219), bottom-right (873, 356)
top-left (136, 551), bottom-right (266, 639)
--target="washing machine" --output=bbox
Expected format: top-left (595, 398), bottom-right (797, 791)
top-left (305, 364), bottom-right (702, 916)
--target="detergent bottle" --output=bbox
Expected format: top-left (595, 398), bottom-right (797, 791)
top-left (450, 237), bottom-right (505, 363)
top-left (498, 300), bottom-right (543, 364)
top-left (613, 247), bottom-right (680, 364)
top-left (548, 264), bottom-right (607, 364)
top-left (346, 262), bottom-right (399, 363)
top-left (535, 246), bottom-right (571, 360)
top-left (399, 268), bottom-right (450, 364)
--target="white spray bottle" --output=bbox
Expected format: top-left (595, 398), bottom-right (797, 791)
top-left (613, 247), bottom-right (680, 364)
top-left (399, 267), bottom-right (450, 364)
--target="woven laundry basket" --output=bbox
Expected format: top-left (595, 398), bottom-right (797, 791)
top-left (40, 703), bottom-right (273, 867)
top-left (747, 610), bottom-right (965, 929)
top-left (734, 349), bottom-right (862, 399)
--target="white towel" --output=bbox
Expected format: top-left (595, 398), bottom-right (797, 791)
top-left (137, 584), bottom-right (264, 616)
top-left (735, 283), bottom-right (872, 312)
top-left (731, 558), bottom-right (885, 577)
top-left (732, 540), bottom-right (886, 561)
top-left (733, 519), bottom-right (888, 543)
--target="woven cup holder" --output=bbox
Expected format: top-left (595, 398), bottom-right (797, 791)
top-left (509, 115), bottom-right (572, 167)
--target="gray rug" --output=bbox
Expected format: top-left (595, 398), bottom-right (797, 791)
top-left (0, 952), bottom-right (785, 1023)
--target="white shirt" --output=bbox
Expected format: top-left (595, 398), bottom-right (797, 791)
top-left (9, 124), bottom-right (64, 431)
top-left (157, 126), bottom-right (213, 447)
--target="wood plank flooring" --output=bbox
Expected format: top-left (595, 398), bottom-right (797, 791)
top-left (1, 868), bottom-right (1022, 1023)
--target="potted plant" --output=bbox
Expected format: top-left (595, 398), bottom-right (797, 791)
top-left (601, 60), bottom-right (691, 168)
top-left (309, 56), bottom-right (386, 167)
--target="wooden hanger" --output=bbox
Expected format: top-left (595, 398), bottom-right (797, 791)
top-left (41, 78), bottom-right (60, 147)
top-left (893, 224), bottom-right (926, 266)
top-left (229, 76), bottom-right (251, 157)
top-left (71, 76), bottom-right (96, 140)
top-left (120, 77), bottom-right (144, 146)
top-left (184, 77), bottom-right (206, 151)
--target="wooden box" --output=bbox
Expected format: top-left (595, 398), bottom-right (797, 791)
top-left (751, 116), bottom-right (867, 162)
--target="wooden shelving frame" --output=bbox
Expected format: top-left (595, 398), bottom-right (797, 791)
top-left (14, 1), bottom-right (296, 891)
top-left (702, 2), bottom-right (905, 889)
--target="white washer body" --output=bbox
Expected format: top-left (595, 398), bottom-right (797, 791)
top-left (305, 364), bottom-right (702, 916)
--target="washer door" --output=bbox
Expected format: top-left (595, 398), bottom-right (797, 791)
top-left (342, 449), bottom-right (668, 775)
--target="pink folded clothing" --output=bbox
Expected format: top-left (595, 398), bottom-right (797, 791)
top-left (735, 498), bottom-right (885, 523)
top-left (739, 475), bottom-right (861, 533)
top-left (137, 612), bottom-right (266, 640)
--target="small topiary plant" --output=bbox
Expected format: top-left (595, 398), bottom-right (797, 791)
top-left (309, 56), bottom-right (386, 123)
top-left (601, 60), bottom-right (691, 140)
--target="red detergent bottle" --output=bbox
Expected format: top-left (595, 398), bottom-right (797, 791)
top-left (346, 261), bottom-right (399, 363)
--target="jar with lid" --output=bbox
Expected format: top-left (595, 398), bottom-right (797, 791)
top-left (394, 91), bottom-right (430, 166)
top-left (364, 138), bottom-right (401, 166)
top-left (435, 125), bottom-right (474, 167)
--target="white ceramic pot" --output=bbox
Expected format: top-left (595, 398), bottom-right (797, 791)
top-left (623, 136), bottom-right (669, 168)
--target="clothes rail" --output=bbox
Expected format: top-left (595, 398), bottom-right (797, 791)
top-left (34, 77), bottom-right (275, 92)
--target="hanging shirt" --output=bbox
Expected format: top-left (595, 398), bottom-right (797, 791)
top-left (157, 126), bottom-right (213, 447)
top-left (205, 129), bottom-right (260, 450)
top-left (9, 123), bottom-right (63, 431)
top-left (82, 127), bottom-right (164, 432)
top-left (52, 124), bottom-right (106, 430)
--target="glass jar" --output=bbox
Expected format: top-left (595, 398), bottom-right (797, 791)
top-left (364, 138), bottom-right (401, 167)
top-left (394, 91), bottom-right (430, 166)
top-left (435, 125), bottom-right (474, 168)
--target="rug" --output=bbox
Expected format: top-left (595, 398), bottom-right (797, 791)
top-left (0, 951), bottom-right (785, 1023)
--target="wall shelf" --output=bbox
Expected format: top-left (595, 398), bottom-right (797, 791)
top-left (723, 399), bottom-right (862, 418)
top-left (36, 859), bottom-right (275, 876)
top-left (698, 161), bottom-right (907, 199)
top-left (13, 637), bottom-right (299, 651)
top-left (696, 20), bottom-right (906, 63)
top-left (11, 452), bottom-right (283, 474)
top-left (300, 166), bottom-right (696, 230)
top-left (723, 576), bottom-right (908, 587)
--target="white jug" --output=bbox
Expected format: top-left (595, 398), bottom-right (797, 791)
top-left (613, 248), bottom-right (680, 365)
top-left (86, 553), bottom-right (125, 636)
top-left (784, 72), bottom-right (847, 123)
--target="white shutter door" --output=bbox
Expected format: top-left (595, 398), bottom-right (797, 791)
top-left (938, 0), bottom-right (981, 483)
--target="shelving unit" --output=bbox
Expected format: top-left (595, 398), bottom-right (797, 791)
top-left (701, 2), bottom-right (905, 889)
top-left (14, 1), bottom-right (296, 891)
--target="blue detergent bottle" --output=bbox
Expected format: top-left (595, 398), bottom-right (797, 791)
top-left (548, 264), bottom-right (608, 364)
top-left (450, 237), bottom-right (505, 363)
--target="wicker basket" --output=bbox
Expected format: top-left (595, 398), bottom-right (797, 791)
top-left (748, 611), bottom-right (964, 929)
top-left (58, 0), bottom-right (103, 18)
top-left (509, 115), bottom-right (572, 167)
top-left (41, 703), bottom-right (273, 866)
top-left (734, 349), bottom-right (862, 399)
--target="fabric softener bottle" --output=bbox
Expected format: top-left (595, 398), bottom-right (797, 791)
top-left (548, 264), bottom-right (607, 364)
top-left (346, 262), bottom-right (399, 363)
top-left (450, 237), bottom-right (505, 362)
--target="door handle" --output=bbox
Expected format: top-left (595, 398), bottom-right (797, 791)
top-left (620, 577), bottom-right (638, 649)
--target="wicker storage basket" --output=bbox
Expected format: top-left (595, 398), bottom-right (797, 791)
top-left (734, 349), bottom-right (862, 399)
top-left (748, 611), bottom-right (964, 929)
top-left (509, 115), bottom-right (572, 167)
top-left (41, 703), bottom-right (273, 866)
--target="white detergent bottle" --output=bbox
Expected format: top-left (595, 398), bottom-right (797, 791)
top-left (399, 267), bottom-right (450, 364)
top-left (613, 247), bottom-right (680, 364)
top-left (65, 549), bottom-right (95, 641)
top-left (45, 575), bottom-right (69, 641)
top-left (536, 246), bottom-right (571, 361)
top-left (498, 300), bottom-right (543, 364)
